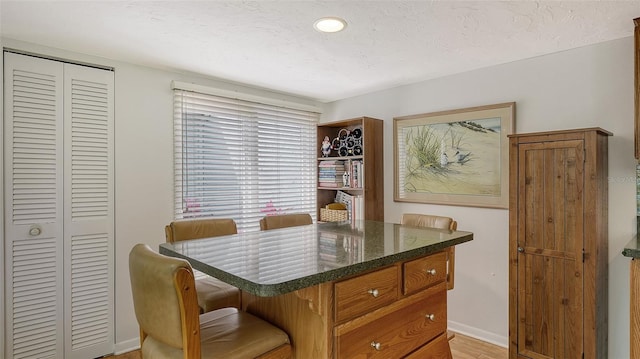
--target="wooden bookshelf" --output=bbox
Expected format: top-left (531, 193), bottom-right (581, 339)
top-left (317, 117), bottom-right (384, 222)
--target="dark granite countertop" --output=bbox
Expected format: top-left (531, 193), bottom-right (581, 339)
top-left (622, 235), bottom-right (640, 258)
top-left (159, 220), bottom-right (473, 297)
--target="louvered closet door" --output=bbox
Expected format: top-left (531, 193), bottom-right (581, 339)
top-left (4, 52), bottom-right (114, 359)
top-left (63, 63), bottom-right (114, 359)
top-left (4, 52), bottom-right (65, 359)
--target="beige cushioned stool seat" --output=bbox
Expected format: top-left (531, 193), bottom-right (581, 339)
top-left (199, 308), bottom-right (290, 358)
top-left (195, 278), bottom-right (241, 313)
top-left (141, 308), bottom-right (291, 359)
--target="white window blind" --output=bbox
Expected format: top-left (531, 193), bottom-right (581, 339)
top-left (173, 89), bottom-right (319, 232)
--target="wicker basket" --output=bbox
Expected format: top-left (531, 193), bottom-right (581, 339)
top-left (320, 208), bottom-right (348, 222)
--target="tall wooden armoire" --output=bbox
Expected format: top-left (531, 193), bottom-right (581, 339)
top-left (508, 128), bottom-right (610, 359)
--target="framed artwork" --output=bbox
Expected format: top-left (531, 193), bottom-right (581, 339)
top-left (394, 102), bottom-right (515, 208)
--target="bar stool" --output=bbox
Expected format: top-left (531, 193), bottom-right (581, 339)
top-left (259, 213), bottom-right (313, 231)
top-left (129, 244), bottom-right (292, 359)
top-left (165, 218), bottom-right (241, 313)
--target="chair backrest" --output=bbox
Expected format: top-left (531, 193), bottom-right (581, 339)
top-left (259, 213), bottom-right (313, 231)
top-left (165, 218), bottom-right (238, 243)
top-left (129, 244), bottom-right (201, 358)
top-left (401, 213), bottom-right (457, 231)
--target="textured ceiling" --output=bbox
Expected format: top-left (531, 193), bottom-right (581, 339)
top-left (2, 1), bottom-right (639, 102)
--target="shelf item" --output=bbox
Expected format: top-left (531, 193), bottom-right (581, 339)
top-left (320, 207), bottom-right (348, 222)
top-left (317, 117), bottom-right (384, 222)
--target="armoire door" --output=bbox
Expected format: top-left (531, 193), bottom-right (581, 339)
top-left (514, 139), bottom-right (585, 359)
top-left (4, 52), bottom-right (114, 359)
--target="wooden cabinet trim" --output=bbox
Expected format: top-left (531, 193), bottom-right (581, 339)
top-left (635, 17), bottom-right (640, 159)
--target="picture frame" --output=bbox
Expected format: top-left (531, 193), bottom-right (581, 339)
top-left (394, 102), bottom-right (515, 209)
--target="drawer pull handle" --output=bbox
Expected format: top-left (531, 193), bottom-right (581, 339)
top-left (370, 341), bottom-right (381, 350)
top-left (367, 289), bottom-right (379, 298)
top-left (425, 313), bottom-right (435, 321)
top-left (426, 268), bottom-right (437, 275)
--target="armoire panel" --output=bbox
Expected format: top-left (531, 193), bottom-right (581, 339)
top-left (509, 128), bottom-right (609, 359)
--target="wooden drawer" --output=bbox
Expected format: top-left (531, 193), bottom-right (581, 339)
top-left (335, 265), bottom-right (398, 323)
top-left (335, 281), bottom-right (447, 358)
top-left (404, 332), bottom-right (451, 359)
top-left (403, 251), bottom-right (447, 295)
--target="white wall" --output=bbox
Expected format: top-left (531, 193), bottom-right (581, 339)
top-left (322, 37), bottom-right (636, 357)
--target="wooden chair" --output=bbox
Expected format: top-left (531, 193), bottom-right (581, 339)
top-left (129, 244), bottom-right (292, 359)
top-left (401, 213), bottom-right (457, 290)
top-left (259, 213), bottom-right (313, 231)
top-left (165, 218), bottom-right (241, 313)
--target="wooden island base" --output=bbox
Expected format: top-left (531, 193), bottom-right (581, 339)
top-left (631, 258), bottom-right (640, 358)
top-left (243, 250), bottom-right (453, 359)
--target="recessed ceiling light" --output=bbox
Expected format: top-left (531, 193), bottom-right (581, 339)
top-left (314, 17), bottom-right (347, 33)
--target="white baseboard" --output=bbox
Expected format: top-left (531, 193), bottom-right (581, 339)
top-left (448, 320), bottom-right (508, 348)
top-left (114, 338), bottom-right (140, 355)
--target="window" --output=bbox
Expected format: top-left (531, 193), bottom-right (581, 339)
top-left (173, 88), bottom-right (319, 232)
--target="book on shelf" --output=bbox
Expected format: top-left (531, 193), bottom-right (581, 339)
top-left (318, 159), bottom-right (365, 189)
top-left (335, 190), bottom-right (365, 222)
top-left (318, 159), bottom-right (345, 167)
top-left (318, 177), bottom-right (343, 183)
top-left (335, 159), bottom-right (363, 189)
top-left (318, 182), bottom-right (341, 188)
top-left (318, 159), bottom-right (346, 187)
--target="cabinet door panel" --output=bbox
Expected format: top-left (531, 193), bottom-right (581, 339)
top-left (516, 140), bottom-right (584, 359)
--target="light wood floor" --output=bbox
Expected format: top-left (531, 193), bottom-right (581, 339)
top-left (107, 332), bottom-right (506, 358)
top-left (450, 332), bottom-right (508, 359)
top-left (107, 350), bottom-right (140, 359)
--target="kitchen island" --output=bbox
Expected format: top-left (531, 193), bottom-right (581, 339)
top-left (160, 220), bottom-right (473, 358)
